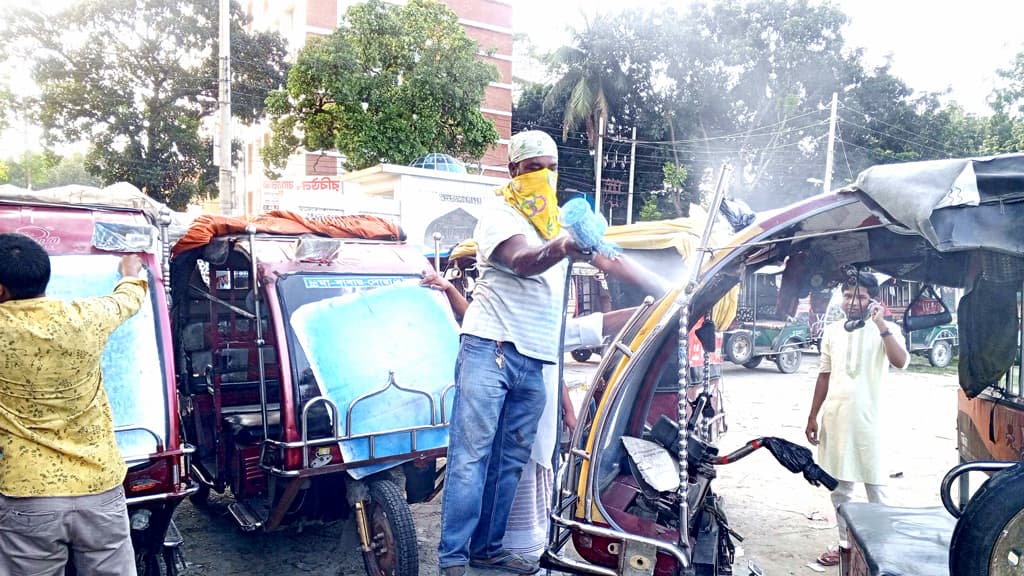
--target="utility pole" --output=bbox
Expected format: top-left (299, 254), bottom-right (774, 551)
top-left (217, 0), bottom-right (233, 215)
top-left (823, 92), bottom-right (838, 194)
top-left (23, 114), bottom-right (31, 189)
top-left (594, 117), bottom-right (604, 214)
top-left (626, 126), bottom-right (637, 225)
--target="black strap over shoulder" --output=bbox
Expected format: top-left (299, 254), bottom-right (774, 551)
top-left (903, 284), bottom-right (952, 332)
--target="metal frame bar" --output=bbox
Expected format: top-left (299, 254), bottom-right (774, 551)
top-left (941, 460), bottom-right (1018, 517)
top-left (258, 371), bottom-right (454, 476)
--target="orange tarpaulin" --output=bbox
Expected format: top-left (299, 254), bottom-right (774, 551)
top-left (171, 210), bottom-right (403, 256)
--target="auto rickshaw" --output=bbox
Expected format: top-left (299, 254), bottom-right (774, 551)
top-left (169, 211), bottom-right (457, 576)
top-left (0, 183), bottom-right (196, 575)
top-left (543, 166), bottom-right (838, 576)
top-left (543, 153), bottom-right (1024, 576)
top-left (721, 265), bottom-right (812, 373)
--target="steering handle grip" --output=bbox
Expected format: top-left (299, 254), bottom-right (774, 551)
top-left (804, 464), bottom-right (839, 491)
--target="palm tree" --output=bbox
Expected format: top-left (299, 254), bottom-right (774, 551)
top-left (543, 15), bottom-right (629, 156)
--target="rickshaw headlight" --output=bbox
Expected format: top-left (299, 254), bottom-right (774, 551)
top-left (130, 508), bottom-right (152, 531)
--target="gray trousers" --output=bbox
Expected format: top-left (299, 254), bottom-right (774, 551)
top-left (831, 480), bottom-right (890, 548)
top-left (0, 485), bottom-right (136, 576)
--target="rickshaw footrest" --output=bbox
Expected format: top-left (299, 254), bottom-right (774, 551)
top-left (228, 502), bottom-right (264, 532)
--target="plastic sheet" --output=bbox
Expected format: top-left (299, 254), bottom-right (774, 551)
top-left (289, 282), bottom-right (459, 479)
top-left (46, 255), bottom-right (167, 463)
top-left (91, 221), bottom-right (156, 253)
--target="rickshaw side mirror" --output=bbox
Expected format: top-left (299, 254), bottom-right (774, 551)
top-left (695, 318), bottom-right (717, 352)
top-left (903, 284), bottom-right (953, 332)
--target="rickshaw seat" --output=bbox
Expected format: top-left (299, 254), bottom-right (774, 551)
top-left (839, 503), bottom-right (954, 576)
top-left (223, 408), bottom-right (334, 445)
top-left (223, 411), bottom-right (282, 444)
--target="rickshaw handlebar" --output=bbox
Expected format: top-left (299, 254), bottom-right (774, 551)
top-left (711, 437), bottom-right (839, 491)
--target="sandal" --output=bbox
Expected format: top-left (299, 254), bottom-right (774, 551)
top-left (817, 548), bottom-right (841, 566)
top-left (469, 551), bottom-right (540, 574)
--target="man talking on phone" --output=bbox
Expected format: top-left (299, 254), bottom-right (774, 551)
top-left (804, 272), bottom-right (908, 567)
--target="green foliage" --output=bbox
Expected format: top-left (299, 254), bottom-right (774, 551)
top-left (662, 162), bottom-right (699, 217)
top-left (534, 0), bottom-right (998, 213)
top-left (0, 152), bottom-right (102, 188)
top-left (637, 194), bottom-right (664, 221)
top-left (985, 50), bottom-right (1024, 152)
top-left (263, 0), bottom-right (499, 175)
top-left (1, 0), bottom-right (289, 209)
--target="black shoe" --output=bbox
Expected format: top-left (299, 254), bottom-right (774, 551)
top-left (469, 552), bottom-right (540, 574)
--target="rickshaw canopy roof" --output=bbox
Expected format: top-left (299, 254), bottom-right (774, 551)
top-left (0, 182), bottom-right (190, 239)
top-left (171, 211), bottom-right (405, 257)
top-left (844, 153), bottom-right (1024, 256)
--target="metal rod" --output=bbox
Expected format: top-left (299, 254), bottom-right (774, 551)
top-left (940, 460), bottom-right (1018, 517)
top-left (189, 284), bottom-right (256, 319)
top-left (158, 207), bottom-right (172, 309)
top-left (675, 162), bottom-right (732, 554)
top-left (246, 225), bottom-right (270, 442)
top-left (549, 516), bottom-right (692, 571)
top-left (433, 232), bottom-right (442, 272)
top-left (300, 396), bottom-right (340, 469)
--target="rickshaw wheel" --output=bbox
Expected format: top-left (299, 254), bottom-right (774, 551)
top-left (928, 340), bottom-right (952, 368)
top-left (775, 349), bottom-right (802, 374)
top-left (742, 356), bottom-right (763, 369)
top-left (361, 479), bottom-right (418, 576)
top-left (949, 463), bottom-right (1024, 576)
top-left (571, 349), bottom-right (593, 362)
top-left (725, 333), bottom-right (754, 365)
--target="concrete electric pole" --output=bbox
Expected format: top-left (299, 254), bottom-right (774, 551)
top-left (217, 0), bottom-right (233, 215)
top-left (823, 92), bottom-right (838, 194)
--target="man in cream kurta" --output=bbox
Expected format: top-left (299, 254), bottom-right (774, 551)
top-left (805, 273), bottom-right (909, 562)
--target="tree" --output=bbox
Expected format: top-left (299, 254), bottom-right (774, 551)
top-left (985, 50), bottom-right (1024, 153)
top-left (543, 14), bottom-right (630, 149)
top-left (0, 152), bottom-right (102, 188)
top-left (1, 0), bottom-right (289, 209)
top-left (263, 0), bottom-right (498, 175)
top-left (541, 10), bottom-right (673, 222)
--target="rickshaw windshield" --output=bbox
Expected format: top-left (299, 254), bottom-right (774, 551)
top-left (46, 254), bottom-right (167, 463)
top-left (277, 273), bottom-right (460, 478)
top-left (277, 274), bottom-right (423, 380)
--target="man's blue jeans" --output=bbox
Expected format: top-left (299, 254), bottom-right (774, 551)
top-left (438, 334), bottom-right (546, 568)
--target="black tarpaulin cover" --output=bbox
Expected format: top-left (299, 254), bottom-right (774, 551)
top-left (846, 153), bottom-right (1024, 256)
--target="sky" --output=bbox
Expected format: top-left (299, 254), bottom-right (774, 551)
top-left (514, 0), bottom-right (1024, 115)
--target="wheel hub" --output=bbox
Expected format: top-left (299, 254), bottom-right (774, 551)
top-left (990, 506), bottom-right (1024, 575)
top-left (365, 504), bottom-right (397, 575)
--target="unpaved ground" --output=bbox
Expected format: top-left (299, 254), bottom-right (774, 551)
top-left (173, 354), bottom-right (959, 575)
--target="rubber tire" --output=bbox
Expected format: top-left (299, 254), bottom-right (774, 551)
top-left (725, 332), bottom-right (755, 365)
top-left (742, 356), bottom-right (764, 369)
top-left (775, 349), bottom-right (803, 374)
top-left (928, 340), bottom-right (952, 368)
top-left (361, 479), bottom-right (419, 576)
top-left (571, 348), bottom-right (593, 363)
top-left (949, 463), bottom-right (1024, 576)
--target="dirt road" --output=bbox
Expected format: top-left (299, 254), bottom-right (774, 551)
top-left (172, 354), bottom-right (959, 575)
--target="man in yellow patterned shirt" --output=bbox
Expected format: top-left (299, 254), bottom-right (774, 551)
top-left (0, 233), bottom-right (148, 576)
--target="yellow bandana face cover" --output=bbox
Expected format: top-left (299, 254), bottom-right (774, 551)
top-left (499, 168), bottom-right (561, 240)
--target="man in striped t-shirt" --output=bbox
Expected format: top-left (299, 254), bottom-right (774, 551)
top-left (437, 131), bottom-right (665, 576)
